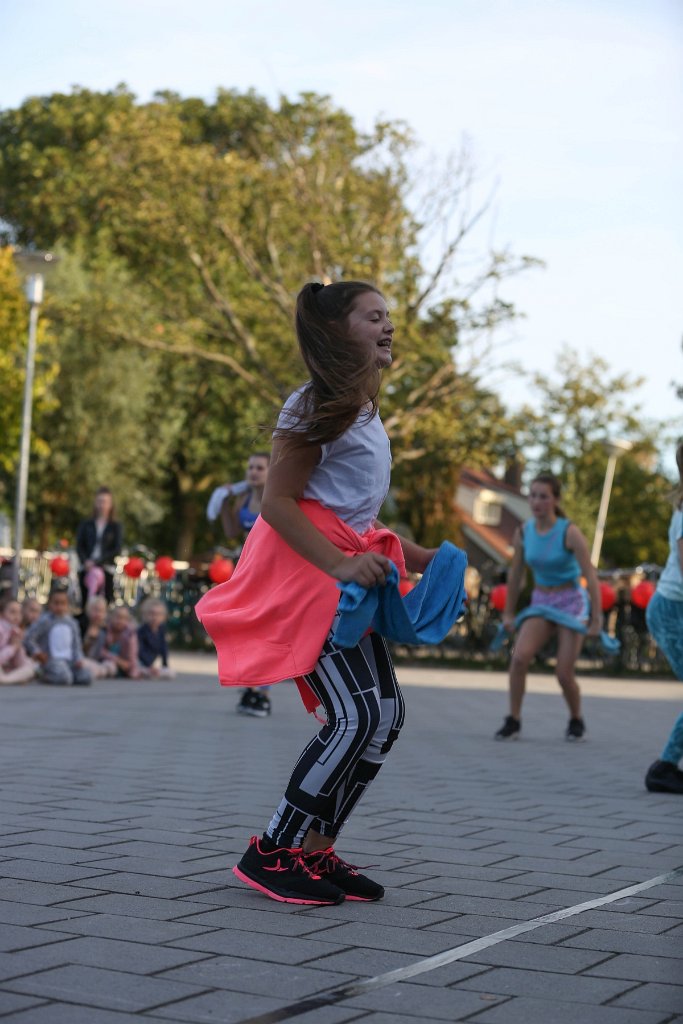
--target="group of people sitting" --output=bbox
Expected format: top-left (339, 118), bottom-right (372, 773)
top-left (0, 588), bottom-right (173, 687)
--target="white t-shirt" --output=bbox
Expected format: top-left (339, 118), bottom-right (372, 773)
top-left (276, 386), bottom-right (391, 533)
top-left (49, 622), bottom-right (73, 660)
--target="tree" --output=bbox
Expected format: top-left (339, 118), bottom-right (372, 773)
top-left (0, 247), bottom-right (57, 522)
top-left (517, 347), bottom-right (672, 567)
top-left (0, 87), bottom-right (534, 554)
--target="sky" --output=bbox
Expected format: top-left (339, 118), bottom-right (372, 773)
top-left (3, 0), bottom-right (682, 461)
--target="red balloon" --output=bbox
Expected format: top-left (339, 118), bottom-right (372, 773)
top-left (124, 556), bottom-right (145, 579)
top-left (631, 580), bottom-right (655, 609)
top-left (208, 557), bottom-right (234, 584)
top-left (490, 583), bottom-right (507, 611)
top-left (50, 556), bottom-right (70, 577)
top-left (398, 577), bottom-right (415, 597)
top-left (155, 556), bottom-right (175, 581)
top-left (599, 581), bottom-right (616, 612)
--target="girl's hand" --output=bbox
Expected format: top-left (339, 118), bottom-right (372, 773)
top-left (502, 615), bottom-right (516, 633)
top-left (331, 552), bottom-right (392, 588)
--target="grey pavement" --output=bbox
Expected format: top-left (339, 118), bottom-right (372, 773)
top-left (1, 653), bottom-right (682, 1023)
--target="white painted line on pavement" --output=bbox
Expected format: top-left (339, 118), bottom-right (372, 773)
top-left (237, 866), bottom-right (683, 1024)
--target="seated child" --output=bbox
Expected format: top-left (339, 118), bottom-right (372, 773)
top-left (81, 596), bottom-right (117, 679)
top-left (0, 595), bottom-right (36, 685)
top-left (21, 596), bottom-right (43, 631)
top-left (137, 598), bottom-right (175, 678)
top-left (25, 585), bottom-right (92, 686)
top-left (104, 605), bottom-right (141, 678)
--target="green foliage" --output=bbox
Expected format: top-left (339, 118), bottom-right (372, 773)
top-left (0, 87), bottom-right (531, 554)
top-left (0, 247), bottom-right (58, 506)
top-left (517, 347), bottom-right (672, 567)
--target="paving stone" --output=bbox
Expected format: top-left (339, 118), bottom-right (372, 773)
top-left (569, 910), bottom-right (681, 934)
top-left (0, 1004), bottom-right (144, 1022)
top-left (0, 860), bottom-right (111, 885)
top-left (3, 935), bottom-right (210, 975)
top-left (463, 939), bottom-right (613, 974)
top-left (560, 928), bottom-right (683, 958)
top-left (345, 979), bottom-right (506, 1018)
top-left (156, 955), bottom-right (356, 997)
top-left (3, 964), bottom-right (209, 1012)
top-left (0, 902), bottom-right (90, 928)
top-left (169, 929), bottom-right (348, 964)
top-left (456, 966), bottom-right (639, 1002)
top-left (34, 912), bottom-right (213, 944)
top-left (53, 893), bottom-right (213, 920)
top-left (0, 992), bottom-right (47, 1016)
top-left (468, 995), bottom-right (670, 1023)
top-left (611, 983), bottom-right (683, 1013)
top-left (0, 880), bottom-right (102, 906)
top-left (0, 926), bottom-right (75, 954)
top-left (586, 953), bottom-right (683, 984)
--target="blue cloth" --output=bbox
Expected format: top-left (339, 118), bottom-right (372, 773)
top-left (332, 541), bottom-right (468, 649)
top-left (523, 518), bottom-right (581, 587)
top-left (490, 602), bottom-right (620, 654)
top-left (646, 590), bottom-right (683, 680)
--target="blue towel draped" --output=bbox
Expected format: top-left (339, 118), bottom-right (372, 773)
top-left (332, 541), bottom-right (468, 649)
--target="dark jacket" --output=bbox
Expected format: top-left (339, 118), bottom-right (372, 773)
top-left (76, 519), bottom-right (123, 567)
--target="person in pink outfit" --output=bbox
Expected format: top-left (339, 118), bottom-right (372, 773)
top-left (0, 595), bottom-right (36, 685)
top-left (104, 605), bottom-right (141, 678)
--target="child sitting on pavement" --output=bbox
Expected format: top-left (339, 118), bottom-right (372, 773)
top-left (21, 596), bottom-right (43, 631)
top-left (25, 585), bottom-right (92, 686)
top-left (137, 598), bottom-right (174, 678)
top-left (81, 596), bottom-right (117, 679)
top-left (0, 595), bottom-right (36, 685)
top-left (104, 605), bottom-right (141, 678)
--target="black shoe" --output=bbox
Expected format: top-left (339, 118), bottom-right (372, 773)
top-left (255, 691), bottom-right (271, 716)
top-left (566, 717), bottom-right (586, 741)
top-left (495, 715), bottom-right (520, 740)
top-left (645, 759), bottom-right (683, 794)
top-left (304, 847), bottom-right (384, 901)
top-left (237, 689), bottom-right (269, 717)
top-left (233, 835), bottom-right (345, 905)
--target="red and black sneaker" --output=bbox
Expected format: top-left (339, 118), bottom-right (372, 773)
top-left (304, 846), bottom-right (384, 902)
top-left (233, 835), bottom-right (345, 905)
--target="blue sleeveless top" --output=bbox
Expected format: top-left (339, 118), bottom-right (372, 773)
top-left (238, 495), bottom-right (259, 533)
top-left (523, 518), bottom-right (580, 587)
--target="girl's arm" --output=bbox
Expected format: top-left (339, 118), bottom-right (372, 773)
top-left (219, 497), bottom-right (240, 541)
top-left (374, 522), bottom-right (437, 574)
top-left (566, 524), bottom-right (602, 635)
top-left (261, 439), bottom-right (392, 588)
top-left (677, 534), bottom-right (683, 577)
top-left (503, 529), bottom-right (526, 631)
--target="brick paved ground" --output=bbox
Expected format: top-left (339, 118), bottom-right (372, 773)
top-left (1, 654), bottom-right (681, 1023)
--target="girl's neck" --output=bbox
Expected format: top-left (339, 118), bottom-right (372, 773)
top-left (534, 512), bottom-right (557, 533)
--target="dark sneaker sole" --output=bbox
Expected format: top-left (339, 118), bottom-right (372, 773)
top-left (495, 734), bottom-right (520, 741)
top-left (232, 865), bottom-right (345, 905)
top-left (565, 734), bottom-right (586, 742)
top-left (645, 781), bottom-right (683, 794)
top-left (345, 889), bottom-right (384, 902)
top-left (237, 708), bottom-right (269, 717)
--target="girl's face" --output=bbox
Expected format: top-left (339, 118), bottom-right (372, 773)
top-left (22, 599), bottom-right (42, 625)
top-left (529, 483), bottom-right (557, 520)
top-left (146, 605), bottom-right (165, 629)
top-left (94, 491), bottom-right (113, 518)
top-left (88, 601), bottom-right (107, 626)
top-left (2, 601), bottom-right (21, 627)
top-left (110, 608), bottom-right (129, 631)
top-left (345, 292), bottom-right (394, 368)
top-left (246, 457), bottom-right (269, 487)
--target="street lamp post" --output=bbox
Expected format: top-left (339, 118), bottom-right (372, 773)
top-left (590, 438), bottom-right (633, 568)
top-left (10, 251), bottom-right (55, 598)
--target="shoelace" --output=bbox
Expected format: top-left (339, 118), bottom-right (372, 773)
top-left (259, 840), bottom-right (321, 879)
top-left (305, 849), bottom-right (359, 877)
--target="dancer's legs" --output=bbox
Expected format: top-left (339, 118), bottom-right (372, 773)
top-left (267, 629), bottom-right (404, 850)
top-left (555, 627), bottom-right (584, 718)
top-left (508, 618), bottom-right (554, 718)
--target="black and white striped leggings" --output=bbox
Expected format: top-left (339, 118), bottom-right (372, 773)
top-left (266, 624), bottom-right (405, 849)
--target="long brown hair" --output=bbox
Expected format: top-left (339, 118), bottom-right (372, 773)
top-left (276, 281), bottom-right (383, 449)
top-left (530, 472), bottom-right (566, 518)
top-left (672, 441), bottom-right (683, 509)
